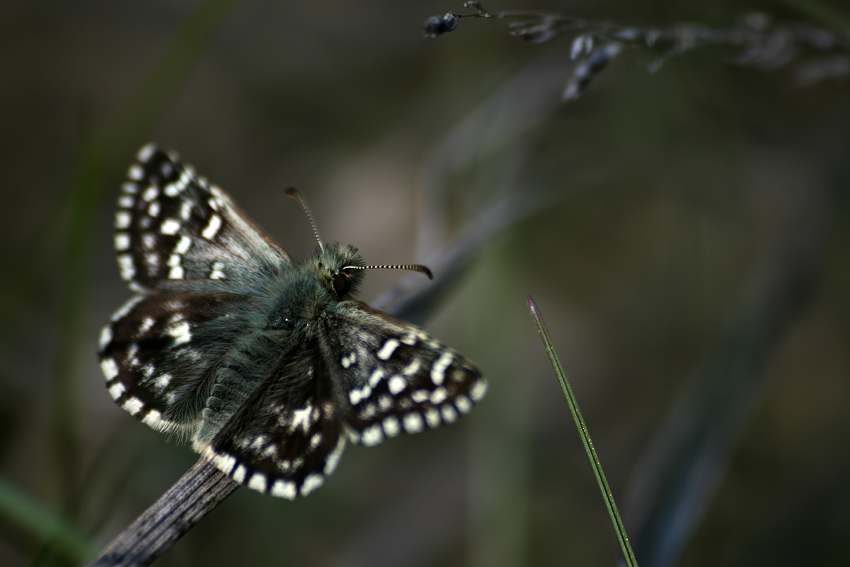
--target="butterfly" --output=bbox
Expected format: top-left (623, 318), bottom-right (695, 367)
top-left (98, 144), bottom-right (487, 499)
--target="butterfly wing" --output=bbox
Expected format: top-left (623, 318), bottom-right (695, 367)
top-left (177, 299), bottom-right (488, 499)
top-left (102, 144), bottom-right (291, 432)
top-left (99, 291), bottom-right (256, 436)
top-left (115, 144), bottom-right (292, 294)
top-left (194, 343), bottom-right (347, 499)
top-left (318, 301), bottom-right (488, 446)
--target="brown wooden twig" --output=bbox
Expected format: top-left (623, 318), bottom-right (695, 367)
top-left (87, 459), bottom-right (239, 567)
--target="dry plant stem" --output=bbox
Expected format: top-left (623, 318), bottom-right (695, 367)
top-left (87, 459), bottom-right (239, 567)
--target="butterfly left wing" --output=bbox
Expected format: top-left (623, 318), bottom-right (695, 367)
top-left (318, 301), bottom-right (488, 446)
top-left (194, 343), bottom-right (347, 499)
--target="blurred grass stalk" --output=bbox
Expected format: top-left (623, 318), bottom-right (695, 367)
top-left (623, 172), bottom-right (829, 567)
top-left (0, 0), bottom-right (235, 561)
top-left (527, 296), bottom-right (639, 567)
top-left (781, 0), bottom-right (850, 32)
top-left (0, 476), bottom-right (97, 563)
top-left (51, 0), bottom-right (235, 512)
top-left (372, 57), bottom-right (566, 567)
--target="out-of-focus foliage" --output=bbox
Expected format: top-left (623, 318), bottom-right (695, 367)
top-left (1, 1), bottom-right (849, 566)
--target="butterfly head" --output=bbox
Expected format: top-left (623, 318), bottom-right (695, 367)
top-left (287, 188), bottom-right (433, 302)
top-left (311, 243), bottom-right (366, 299)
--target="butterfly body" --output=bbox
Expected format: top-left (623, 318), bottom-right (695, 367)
top-left (99, 145), bottom-right (486, 498)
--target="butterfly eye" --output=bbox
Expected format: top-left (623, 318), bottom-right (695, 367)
top-left (332, 273), bottom-right (350, 296)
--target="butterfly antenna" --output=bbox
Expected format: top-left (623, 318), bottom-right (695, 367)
top-left (286, 188), bottom-right (324, 253)
top-left (342, 264), bottom-right (434, 280)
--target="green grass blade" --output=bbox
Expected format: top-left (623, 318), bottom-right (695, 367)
top-left (48, 0), bottom-right (237, 515)
top-left (527, 296), bottom-right (638, 567)
top-left (0, 476), bottom-right (97, 563)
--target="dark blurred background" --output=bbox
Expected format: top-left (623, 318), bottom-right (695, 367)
top-left (2, 1), bottom-right (849, 566)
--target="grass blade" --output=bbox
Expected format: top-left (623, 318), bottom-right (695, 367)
top-left (527, 296), bottom-right (638, 567)
top-left (0, 476), bottom-right (97, 563)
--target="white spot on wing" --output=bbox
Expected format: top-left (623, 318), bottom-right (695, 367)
top-left (201, 214), bottom-right (222, 240)
top-left (115, 211), bottom-right (131, 229)
top-left (145, 252), bottom-right (160, 271)
top-left (107, 381), bottom-right (125, 399)
top-left (111, 295), bottom-right (144, 322)
top-left (324, 436), bottom-right (346, 475)
top-left (206, 451), bottom-right (236, 474)
top-left (289, 405), bottom-right (314, 433)
top-left (425, 408), bottom-right (441, 428)
top-left (137, 144), bottom-right (156, 162)
top-left (114, 233), bottom-right (130, 251)
top-left (368, 368), bottom-right (385, 388)
top-left (341, 352), bottom-right (357, 369)
top-left (122, 396), bottom-right (144, 415)
top-left (174, 235), bottom-right (192, 254)
top-left (441, 405), bottom-right (458, 423)
top-left (403, 413), bottom-right (424, 434)
top-left (430, 351), bottom-right (453, 386)
top-left (400, 331), bottom-right (422, 346)
top-left (154, 373), bottom-right (172, 390)
top-left (248, 472), bottom-right (267, 492)
top-left (142, 185), bottom-right (158, 202)
top-left (361, 425), bottom-right (383, 446)
top-left (209, 261), bottom-right (225, 280)
top-left (168, 321), bottom-right (191, 345)
top-left (383, 416), bottom-right (400, 437)
top-left (139, 317), bottom-right (155, 334)
top-left (142, 409), bottom-right (164, 428)
top-left (470, 379), bottom-right (487, 401)
top-left (98, 326), bottom-right (113, 350)
top-left (388, 374), bottom-right (406, 395)
top-left (160, 218), bottom-right (181, 235)
top-left (403, 359), bottom-right (422, 376)
top-left (232, 464), bottom-right (247, 484)
top-left (100, 357), bottom-right (118, 380)
top-left (411, 389), bottom-right (429, 403)
top-left (430, 387), bottom-right (448, 405)
top-left (272, 479), bottom-right (297, 499)
top-left (377, 338), bottom-right (400, 361)
top-left (300, 474), bottom-right (324, 496)
top-left (127, 164), bottom-right (144, 180)
top-left (179, 199), bottom-right (192, 220)
top-left (349, 387), bottom-right (363, 405)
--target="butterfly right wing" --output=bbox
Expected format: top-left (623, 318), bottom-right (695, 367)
top-left (318, 301), bottom-right (487, 446)
top-left (115, 144), bottom-right (293, 295)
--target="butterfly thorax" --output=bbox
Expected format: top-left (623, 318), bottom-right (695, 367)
top-left (263, 243), bottom-right (365, 342)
